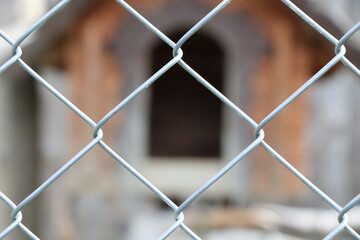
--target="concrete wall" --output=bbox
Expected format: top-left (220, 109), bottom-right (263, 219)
top-left (0, 73), bottom-right (38, 239)
top-left (308, 67), bottom-right (360, 206)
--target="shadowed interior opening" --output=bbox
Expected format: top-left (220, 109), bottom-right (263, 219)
top-left (149, 29), bottom-right (224, 158)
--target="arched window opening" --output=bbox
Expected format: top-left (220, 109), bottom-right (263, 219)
top-left (149, 29), bottom-right (224, 158)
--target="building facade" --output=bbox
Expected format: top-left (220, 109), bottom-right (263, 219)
top-left (0, 0), bottom-right (359, 239)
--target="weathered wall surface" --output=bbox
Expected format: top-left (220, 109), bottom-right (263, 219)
top-left (0, 74), bottom-right (37, 239)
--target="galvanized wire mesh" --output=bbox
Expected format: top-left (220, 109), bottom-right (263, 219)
top-left (0, 0), bottom-right (360, 239)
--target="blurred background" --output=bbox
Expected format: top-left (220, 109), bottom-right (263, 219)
top-left (0, 0), bottom-right (360, 239)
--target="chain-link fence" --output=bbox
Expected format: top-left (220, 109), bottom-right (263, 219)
top-left (0, 0), bottom-right (360, 239)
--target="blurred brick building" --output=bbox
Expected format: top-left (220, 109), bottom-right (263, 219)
top-left (0, 0), bottom-right (359, 239)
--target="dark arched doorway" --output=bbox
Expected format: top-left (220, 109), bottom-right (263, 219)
top-left (149, 29), bottom-right (224, 159)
